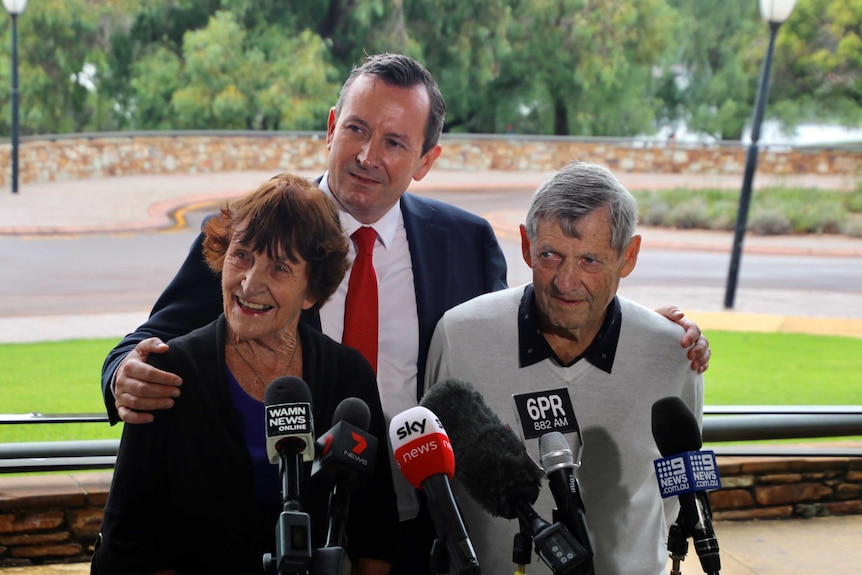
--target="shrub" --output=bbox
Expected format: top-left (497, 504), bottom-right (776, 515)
top-left (786, 202), bottom-right (846, 234)
top-left (635, 192), bottom-right (671, 226)
top-left (668, 199), bottom-right (711, 229)
top-left (706, 199), bottom-right (739, 230)
top-left (845, 186), bottom-right (862, 213)
top-left (749, 209), bottom-right (792, 235)
top-left (633, 185), bottom-right (853, 234)
top-left (840, 216), bottom-right (862, 238)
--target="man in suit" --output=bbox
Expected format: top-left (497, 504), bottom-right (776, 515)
top-left (101, 53), bottom-right (710, 574)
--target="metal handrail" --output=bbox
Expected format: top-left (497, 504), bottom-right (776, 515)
top-left (1, 406), bottom-right (860, 472)
top-left (0, 412), bottom-right (109, 424)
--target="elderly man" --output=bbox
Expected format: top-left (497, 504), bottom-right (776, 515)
top-left (425, 161), bottom-right (703, 575)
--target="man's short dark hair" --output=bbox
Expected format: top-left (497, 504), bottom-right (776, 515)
top-left (335, 53), bottom-right (446, 157)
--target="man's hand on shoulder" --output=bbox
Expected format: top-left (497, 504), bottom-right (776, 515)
top-left (113, 338), bottom-right (183, 424)
top-left (655, 306), bottom-right (711, 374)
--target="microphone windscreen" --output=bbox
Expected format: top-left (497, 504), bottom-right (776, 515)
top-left (332, 397), bottom-right (371, 431)
top-left (421, 378), bottom-right (542, 519)
top-left (264, 375), bottom-right (312, 407)
top-left (651, 396), bottom-right (702, 457)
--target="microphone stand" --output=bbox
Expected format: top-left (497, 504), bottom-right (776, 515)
top-left (263, 455), bottom-right (348, 575)
top-left (666, 520), bottom-right (689, 575)
top-left (264, 456), bottom-right (314, 575)
top-left (262, 442), bottom-right (349, 575)
top-left (512, 499), bottom-right (591, 575)
top-left (429, 537), bottom-right (449, 575)
top-left (667, 496), bottom-right (720, 575)
top-left (313, 476), bottom-right (350, 575)
top-left (512, 525), bottom-right (532, 574)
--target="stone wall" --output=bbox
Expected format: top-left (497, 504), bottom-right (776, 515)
top-left (712, 456), bottom-right (862, 521)
top-left (0, 473), bottom-right (109, 567)
top-left (1, 456), bottom-right (860, 567)
top-left (2, 132), bottom-right (860, 187)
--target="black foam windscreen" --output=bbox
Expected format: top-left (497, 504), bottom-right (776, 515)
top-left (421, 378), bottom-right (543, 519)
top-left (264, 375), bottom-right (312, 407)
top-left (651, 396), bottom-right (702, 457)
top-left (332, 397), bottom-right (371, 431)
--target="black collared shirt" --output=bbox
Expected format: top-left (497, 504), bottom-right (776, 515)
top-left (518, 284), bottom-right (621, 373)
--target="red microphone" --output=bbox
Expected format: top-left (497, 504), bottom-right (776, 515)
top-left (389, 405), bottom-right (479, 575)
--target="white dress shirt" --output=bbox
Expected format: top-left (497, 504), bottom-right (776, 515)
top-left (318, 174), bottom-right (422, 519)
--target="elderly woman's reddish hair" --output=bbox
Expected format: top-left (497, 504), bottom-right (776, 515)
top-left (202, 172), bottom-right (349, 311)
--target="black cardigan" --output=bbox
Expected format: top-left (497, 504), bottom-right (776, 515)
top-left (92, 317), bottom-right (398, 574)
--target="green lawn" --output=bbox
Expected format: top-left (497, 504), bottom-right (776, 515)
top-left (0, 338), bottom-right (123, 442)
top-left (702, 331), bottom-right (861, 405)
top-left (0, 332), bottom-right (860, 444)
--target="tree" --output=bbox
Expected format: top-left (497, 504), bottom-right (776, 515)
top-left (656, 0), bottom-right (762, 140)
top-left (403, 0), bottom-right (517, 133)
top-left (504, 0), bottom-right (676, 136)
top-left (0, 0), bottom-right (135, 135)
top-left (772, 0), bottom-right (862, 126)
top-left (126, 11), bottom-right (339, 130)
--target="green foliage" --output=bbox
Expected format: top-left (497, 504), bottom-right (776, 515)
top-left (123, 12), bottom-right (339, 130)
top-left (840, 217), bottom-right (862, 238)
top-left (749, 209), bottom-right (792, 235)
top-left (634, 186), bottom-right (859, 235)
top-left (774, 0), bottom-right (862, 126)
top-left (657, 0), bottom-right (762, 140)
top-left (0, 0), bottom-right (134, 134)
top-left (0, 0), bottom-right (859, 137)
top-left (406, 0), bottom-right (517, 133)
top-left (845, 185), bottom-right (862, 212)
top-left (667, 198), bottom-right (712, 229)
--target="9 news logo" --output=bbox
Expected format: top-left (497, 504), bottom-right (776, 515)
top-left (654, 451), bottom-right (721, 498)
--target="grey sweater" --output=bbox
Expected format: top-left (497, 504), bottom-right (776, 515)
top-left (425, 286), bottom-right (703, 575)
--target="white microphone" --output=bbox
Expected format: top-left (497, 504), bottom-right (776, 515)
top-left (265, 376), bottom-right (315, 465)
top-left (262, 376), bottom-right (315, 573)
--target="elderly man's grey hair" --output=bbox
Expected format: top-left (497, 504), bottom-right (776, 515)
top-left (524, 161), bottom-right (638, 255)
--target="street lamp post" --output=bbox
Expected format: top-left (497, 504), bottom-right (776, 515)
top-left (3, 0), bottom-right (27, 194)
top-left (723, 0), bottom-right (798, 309)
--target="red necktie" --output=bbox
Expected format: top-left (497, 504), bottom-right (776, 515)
top-left (343, 227), bottom-right (378, 373)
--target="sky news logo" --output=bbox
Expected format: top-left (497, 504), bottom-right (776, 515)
top-left (654, 450), bottom-right (721, 498)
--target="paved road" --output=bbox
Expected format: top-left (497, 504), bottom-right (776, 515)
top-left (3, 198), bottom-right (862, 321)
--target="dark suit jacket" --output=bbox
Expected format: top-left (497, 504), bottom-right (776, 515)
top-left (101, 191), bottom-right (508, 423)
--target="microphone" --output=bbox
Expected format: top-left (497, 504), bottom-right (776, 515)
top-left (538, 432), bottom-right (594, 574)
top-left (652, 397), bottom-right (721, 575)
top-left (421, 378), bottom-right (591, 575)
top-left (265, 376), bottom-right (315, 466)
top-left (263, 376), bottom-right (315, 574)
top-left (312, 397), bottom-right (377, 549)
top-left (389, 405), bottom-right (480, 575)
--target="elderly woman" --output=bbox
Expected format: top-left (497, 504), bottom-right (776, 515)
top-left (92, 173), bottom-right (398, 575)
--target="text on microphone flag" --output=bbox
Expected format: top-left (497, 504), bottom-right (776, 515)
top-left (654, 450), bottom-right (721, 498)
top-left (266, 402), bottom-right (312, 436)
top-left (512, 387), bottom-right (580, 440)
